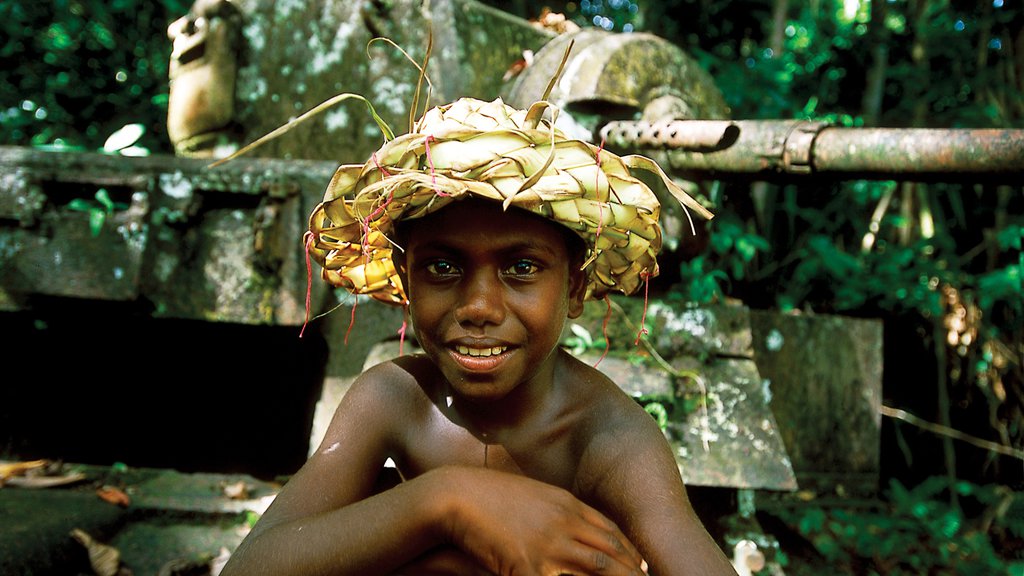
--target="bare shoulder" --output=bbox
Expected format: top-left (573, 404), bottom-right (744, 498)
top-left (344, 354), bottom-right (438, 404)
top-left (563, 353), bottom-right (662, 444)
top-left (561, 353), bottom-right (667, 486)
top-left (248, 354), bottom-right (444, 538)
top-left (564, 354), bottom-right (737, 575)
top-left (301, 356), bottom-right (436, 470)
top-left (324, 353), bottom-right (442, 438)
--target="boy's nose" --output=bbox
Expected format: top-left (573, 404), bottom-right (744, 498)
top-left (454, 270), bottom-right (505, 327)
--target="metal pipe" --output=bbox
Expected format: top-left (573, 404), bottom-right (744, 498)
top-left (813, 128), bottom-right (1024, 174)
top-left (600, 120), bottom-right (1024, 182)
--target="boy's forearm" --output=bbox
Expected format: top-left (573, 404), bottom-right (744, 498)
top-left (390, 546), bottom-right (494, 576)
top-left (221, 469), bottom-right (455, 576)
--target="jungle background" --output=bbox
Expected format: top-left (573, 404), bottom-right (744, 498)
top-left (1, 0), bottom-right (1022, 574)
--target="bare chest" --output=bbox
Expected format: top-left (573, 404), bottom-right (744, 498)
top-left (396, 407), bottom-right (583, 492)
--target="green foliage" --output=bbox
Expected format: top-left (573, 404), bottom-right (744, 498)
top-left (977, 225), bottom-right (1023, 314)
top-left (244, 510), bottom-right (261, 529)
top-left (675, 213), bottom-right (769, 304)
top-left (779, 478), bottom-right (1023, 575)
top-left (66, 188), bottom-right (129, 237)
top-left (0, 0), bottom-right (189, 152)
top-left (569, 0), bottom-right (642, 33)
top-left (642, 400), bottom-right (669, 430)
top-left (561, 323), bottom-right (608, 356)
top-left (675, 257), bottom-right (729, 304)
top-left (782, 233), bottom-right (949, 315)
top-left (662, 0), bottom-right (1023, 488)
top-left (633, 391), bottom-right (687, 434)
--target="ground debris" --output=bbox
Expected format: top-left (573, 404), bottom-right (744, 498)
top-left (0, 459), bottom-right (87, 488)
top-left (70, 528), bottom-right (132, 576)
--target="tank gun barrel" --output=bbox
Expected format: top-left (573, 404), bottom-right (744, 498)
top-left (600, 120), bottom-right (1024, 182)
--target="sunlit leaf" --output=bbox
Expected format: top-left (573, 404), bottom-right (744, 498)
top-left (103, 122), bottom-right (145, 152)
top-left (86, 210), bottom-right (105, 236)
top-left (569, 323), bottom-right (593, 345)
top-left (118, 144), bottom-right (150, 157)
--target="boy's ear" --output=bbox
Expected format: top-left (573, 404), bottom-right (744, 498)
top-left (566, 266), bottom-right (587, 319)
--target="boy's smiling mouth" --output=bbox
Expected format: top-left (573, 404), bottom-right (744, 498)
top-left (455, 345), bottom-right (508, 358)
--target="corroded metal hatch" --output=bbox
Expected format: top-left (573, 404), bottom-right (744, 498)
top-left (571, 302), bottom-right (798, 490)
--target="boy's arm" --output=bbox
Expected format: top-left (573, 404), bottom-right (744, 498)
top-left (221, 362), bottom-right (646, 576)
top-left (219, 363), bottom-right (453, 575)
top-left (585, 403), bottom-right (738, 576)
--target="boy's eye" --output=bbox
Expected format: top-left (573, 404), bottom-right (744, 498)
top-left (504, 260), bottom-right (539, 276)
top-left (425, 260), bottom-right (460, 276)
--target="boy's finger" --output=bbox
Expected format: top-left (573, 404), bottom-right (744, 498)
top-left (577, 506), bottom-right (644, 564)
top-left (557, 541), bottom-right (647, 576)
top-left (568, 517), bottom-right (644, 571)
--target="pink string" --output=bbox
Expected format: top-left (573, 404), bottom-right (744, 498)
top-left (594, 138), bottom-right (606, 239)
top-left (423, 135), bottom-right (450, 197)
top-left (397, 306), bottom-right (409, 356)
top-left (371, 152), bottom-right (392, 178)
top-left (344, 296), bottom-right (358, 346)
top-left (360, 153), bottom-right (396, 260)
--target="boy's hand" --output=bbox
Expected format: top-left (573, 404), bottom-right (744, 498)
top-left (433, 466), bottom-right (646, 576)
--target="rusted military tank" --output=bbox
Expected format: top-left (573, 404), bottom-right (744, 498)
top-left (23, 0), bottom-right (1005, 503)
top-left (167, 0), bottom-right (806, 489)
top-left (5, 2), bottom-right (959, 571)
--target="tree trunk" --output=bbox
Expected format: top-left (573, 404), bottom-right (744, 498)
top-left (861, 0), bottom-right (890, 126)
top-left (770, 0), bottom-right (789, 57)
top-left (909, 0), bottom-right (932, 127)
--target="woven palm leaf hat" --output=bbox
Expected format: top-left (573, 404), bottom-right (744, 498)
top-left (304, 95), bottom-right (713, 306)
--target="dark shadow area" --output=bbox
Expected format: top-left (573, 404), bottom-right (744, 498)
top-left (879, 314), bottom-right (1024, 491)
top-left (0, 297), bottom-right (328, 481)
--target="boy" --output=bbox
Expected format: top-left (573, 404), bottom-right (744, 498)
top-left (221, 98), bottom-right (736, 575)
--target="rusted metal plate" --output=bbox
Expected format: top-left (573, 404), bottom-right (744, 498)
top-left (0, 146), bottom-right (339, 325)
top-left (578, 352), bottom-right (798, 491)
top-left (813, 127), bottom-right (1024, 177)
top-left (750, 310), bottom-right (883, 494)
top-left (569, 300), bottom-right (796, 490)
top-left (0, 195), bottom-right (147, 304)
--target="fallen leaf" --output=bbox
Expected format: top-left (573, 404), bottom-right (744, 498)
top-left (0, 459), bottom-right (48, 483)
top-left (97, 485), bottom-right (131, 507)
top-left (70, 528), bottom-right (123, 576)
top-left (502, 49), bottom-right (535, 82)
top-left (5, 472), bottom-right (87, 489)
top-left (222, 480), bottom-right (249, 500)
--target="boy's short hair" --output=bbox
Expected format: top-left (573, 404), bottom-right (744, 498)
top-left (305, 97), bottom-right (712, 305)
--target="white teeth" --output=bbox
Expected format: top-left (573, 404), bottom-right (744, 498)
top-left (456, 345), bottom-right (507, 357)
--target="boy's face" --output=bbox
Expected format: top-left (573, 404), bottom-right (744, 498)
top-left (399, 199), bottom-right (587, 402)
